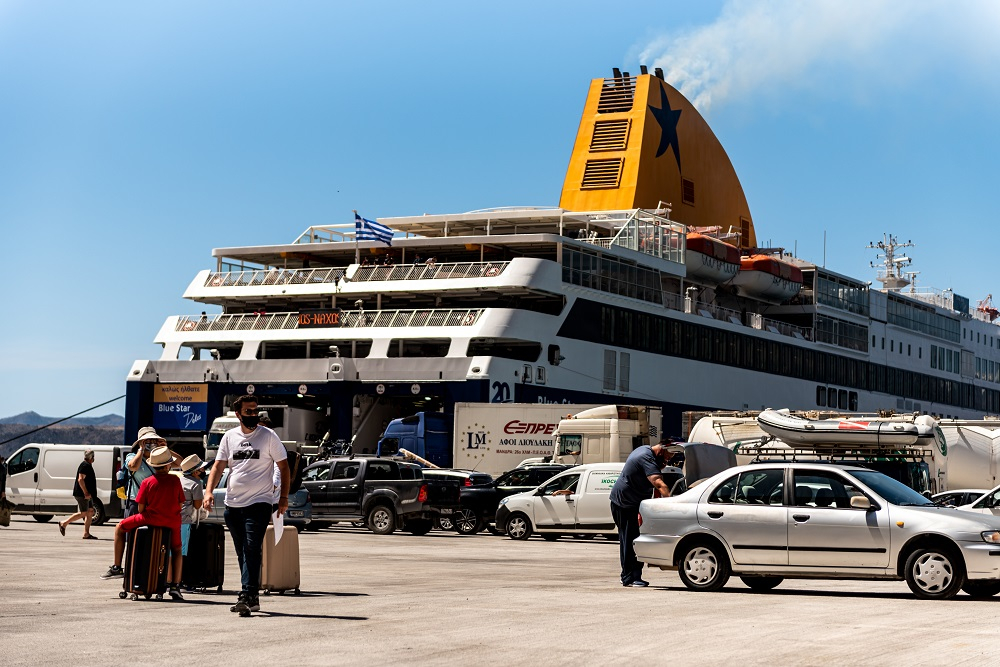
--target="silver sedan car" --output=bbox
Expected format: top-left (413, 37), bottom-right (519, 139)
top-left (633, 462), bottom-right (1000, 599)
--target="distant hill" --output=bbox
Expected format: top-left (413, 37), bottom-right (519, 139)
top-left (0, 411), bottom-right (125, 427)
top-left (0, 423), bottom-right (126, 459)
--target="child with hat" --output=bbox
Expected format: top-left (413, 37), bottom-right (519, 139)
top-left (178, 454), bottom-right (209, 558)
top-left (101, 446), bottom-right (186, 600)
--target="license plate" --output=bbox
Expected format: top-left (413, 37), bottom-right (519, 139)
top-left (287, 510), bottom-right (304, 518)
top-left (439, 509), bottom-right (453, 514)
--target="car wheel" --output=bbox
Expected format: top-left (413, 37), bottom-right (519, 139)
top-left (541, 533), bottom-right (560, 541)
top-left (506, 513), bottom-right (532, 540)
top-left (678, 541), bottom-right (731, 592)
top-left (436, 516), bottom-right (454, 531)
top-left (454, 509), bottom-right (483, 535)
top-left (904, 546), bottom-right (965, 599)
top-left (740, 576), bottom-right (783, 592)
top-left (91, 498), bottom-right (108, 526)
top-left (367, 505), bottom-right (396, 535)
top-left (32, 514), bottom-right (53, 523)
top-left (405, 518), bottom-right (433, 536)
top-left (962, 581), bottom-right (1000, 598)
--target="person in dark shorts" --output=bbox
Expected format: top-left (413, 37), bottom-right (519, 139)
top-left (59, 449), bottom-right (98, 539)
top-left (609, 442), bottom-right (672, 587)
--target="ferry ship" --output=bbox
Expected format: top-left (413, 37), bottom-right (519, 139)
top-left (125, 67), bottom-right (1000, 451)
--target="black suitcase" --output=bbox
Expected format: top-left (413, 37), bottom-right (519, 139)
top-left (181, 521), bottom-right (225, 592)
top-left (120, 525), bottom-right (170, 601)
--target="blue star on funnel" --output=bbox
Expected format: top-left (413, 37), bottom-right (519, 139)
top-left (649, 83), bottom-right (682, 172)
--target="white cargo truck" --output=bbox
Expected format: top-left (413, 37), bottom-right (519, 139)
top-left (550, 405), bottom-right (663, 466)
top-left (204, 404), bottom-right (325, 461)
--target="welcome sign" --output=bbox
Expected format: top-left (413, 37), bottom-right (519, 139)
top-left (152, 383), bottom-right (208, 431)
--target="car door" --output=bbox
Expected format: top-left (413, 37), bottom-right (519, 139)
top-left (698, 468), bottom-right (788, 566)
top-left (328, 461), bottom-right (364, 514)
top-left (574, 468), bottom-right (620, 531)
top-left (787, 469), bottom-right (891, 569)
top-left (5, 447), bottom-right (40, 510)
top-left (963, 487), bottom-right (1000, 516)
top-left (301, 463), bottom-right (334, 513)
top-left (532, 472), bottom-right (581, 529)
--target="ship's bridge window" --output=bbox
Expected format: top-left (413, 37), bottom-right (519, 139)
top-left (257, 340), bottom-right (373, 359)
top-left (466, 338), bottom-right (541, 362)
top-left (388, 338), bottom-right (451, 358)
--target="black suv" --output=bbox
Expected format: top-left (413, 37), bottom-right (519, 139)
top-left (453, 465), bottom-right (574, 534)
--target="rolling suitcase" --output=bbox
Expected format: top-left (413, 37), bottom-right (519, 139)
top-left (120, 525), bottom-right (170, 601)
top-left (260, 525), bottom-right (300, 595)
top-left (181, 521), bottom-right (225, 592)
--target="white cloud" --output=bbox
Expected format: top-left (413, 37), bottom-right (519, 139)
top-left (638, 0), bottom-right (1000, 113)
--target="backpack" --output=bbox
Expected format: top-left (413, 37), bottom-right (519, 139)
top-left (114, 466), bottom-right (131, 500)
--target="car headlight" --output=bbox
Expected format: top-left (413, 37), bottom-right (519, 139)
top-left (499, 497), bottom-right (509, 506)
top-left (982, 531), bottom-right (1000, 544)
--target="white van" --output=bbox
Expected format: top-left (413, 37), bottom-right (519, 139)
top-left (4, 443), bottom-right (129, 526)
top-left (495, 462), bottom-right (625, 540)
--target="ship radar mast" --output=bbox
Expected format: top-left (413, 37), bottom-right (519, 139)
top-left (867, 234), bottom-right (914, 291)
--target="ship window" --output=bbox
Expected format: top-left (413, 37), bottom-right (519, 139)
top-left (522, 365), bottom-right (533, 383)
top-left (839, 390), bottom-right (848, 410)
top-left (388, 338), bottom-right (451, 358)
top-left (828, 389), bottom-right (838, 409)
top-left (619, 352), bottom-right (631, 392)
top-left (816, 386), bottom-right (827, 406)
top-left (536, 366), bottom-right (546, 385)
top-left (604, 350), bottom-right (617, 390)
top-left (849, 392), bottom-right (859, 411)
top-left (466, 338), bottom-right (541, 362)
top-left (682, 179), bottom-right (695, 206)
top-left (307, 340), bottom-right (372, 358)
top-left (739, 218), bottom-right (751, 249)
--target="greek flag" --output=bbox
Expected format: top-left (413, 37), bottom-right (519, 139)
top-left (354, 211), bottom-right (393, 246)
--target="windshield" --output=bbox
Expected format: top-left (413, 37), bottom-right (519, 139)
top-left (206, 432), bottom-right (224, 452)
top-left (851, 470), bottom-right (935, 506)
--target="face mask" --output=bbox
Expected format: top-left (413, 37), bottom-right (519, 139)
top-left (239, 414), bottom-right (260, 429)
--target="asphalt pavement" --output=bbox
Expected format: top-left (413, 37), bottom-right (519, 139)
top-left (0, 516), bottom-right (996, 666)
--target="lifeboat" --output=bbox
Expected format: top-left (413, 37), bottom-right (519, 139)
top-left (685, 233), bottom-right (741, 285)
top-left (757, 409), bottom-right (936, 447)
top-left (731, 254), bottom-right (803, 302)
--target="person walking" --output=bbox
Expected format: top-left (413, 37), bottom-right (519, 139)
top-left (609, 442), bottom-right (672, 587)
top-left (204, 395), bottom-right (290, 617)
top-left (58, 449), bottom-right (98, 539)
top-left (101, 446), bottom-right (186, 600)
top-left (0, 454), bottom-right (7, 501)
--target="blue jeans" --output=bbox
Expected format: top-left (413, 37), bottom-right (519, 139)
top-left (611, 502), bottom-right (643, 586)
top-left (224, 502), bottom-right (272, 595)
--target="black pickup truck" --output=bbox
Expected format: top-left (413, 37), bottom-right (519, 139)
top-left (300, 457), bottom-right (434, 535)
top-left (454, 464), bottom-right (574, 534)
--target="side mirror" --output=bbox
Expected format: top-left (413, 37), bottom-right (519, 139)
top-left (850, 496), bottom-right (872, 510)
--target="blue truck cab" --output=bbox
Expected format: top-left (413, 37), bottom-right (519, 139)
top-left (377, 412), bottom-right (452, 467)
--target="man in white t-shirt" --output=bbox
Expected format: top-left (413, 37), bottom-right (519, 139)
top-left (204, 395), bottom-right (289, 617)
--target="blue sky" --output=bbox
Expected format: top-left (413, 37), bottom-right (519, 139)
top-left (2, 0), bottom-right (999, 418)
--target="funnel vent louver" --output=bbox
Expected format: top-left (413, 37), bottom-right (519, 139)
top-left (581, 158), bottom-right (624, 189)
top-left (590, 120), bottom-right (631, 152)
top-left (597, 77), bottom-right (636, 113)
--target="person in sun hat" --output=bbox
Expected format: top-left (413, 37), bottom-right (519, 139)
top-left (178, 454), bottom-right (209, 559)
top-left (101, 446), bottom-right (186, 600)
top-left (123, 427), bottom-right (180, 518)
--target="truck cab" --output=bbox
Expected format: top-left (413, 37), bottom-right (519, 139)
top-left (376, 412), bottom-right (451, 467)
top-left (552, 405), bottom-right (661, 465)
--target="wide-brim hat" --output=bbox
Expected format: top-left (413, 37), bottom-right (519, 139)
top-left (180, 454), bottom-right (209, 473)
top-left (148, 446), bottom-right (173, 468)
top-left (133, 427), bottom-right (164, 448)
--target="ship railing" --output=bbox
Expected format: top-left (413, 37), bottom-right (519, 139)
top-left (204, 267), bottom-right (347, 288)
top-left (688, 299), bottom-right (812, 340)
top-left (175, 308), bottom-right (483, 332)
top-left (350, 261), bottom-right (509, 282)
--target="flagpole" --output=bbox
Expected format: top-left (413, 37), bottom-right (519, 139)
top-left (353, 209), bottom-right (360, 264)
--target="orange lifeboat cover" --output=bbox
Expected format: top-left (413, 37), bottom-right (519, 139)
top-left (740, 255), bottom-right (803, 283)
top-left (687, 233), bottom-right (740, 264)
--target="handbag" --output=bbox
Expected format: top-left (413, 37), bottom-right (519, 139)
top-left (0, 498), bottom-right (14, 527)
